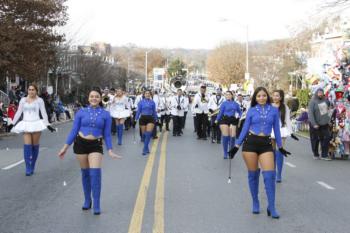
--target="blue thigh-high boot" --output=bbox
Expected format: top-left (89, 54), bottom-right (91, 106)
top-left (117, 124), bottom-right (123, 145)
top-left (275, 150), bottom-right (284, 183)
top-left (248, 169), bottom-right (260, 214)
top-left (90, 168), bottom-right (102, 215)
top-left (230, 137), bottom-right (236, 149)
top-left (143, 132), bottom-right (152, 155)
top-left (262, 170), bottom-right (280, 219)
top-left (81, 168), bottom-right (92, 210)
top-left (222, 136), bottom-right (230, 159)
top-left (23, 144), bottom-right (32, 176)
top-left (31, 144), bottom-right (40, 175)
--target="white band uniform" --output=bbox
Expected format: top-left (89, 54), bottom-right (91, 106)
top-left (11, 97), bottom-right (49, 133)
top-left (109, 96), bottom-right (131, 119)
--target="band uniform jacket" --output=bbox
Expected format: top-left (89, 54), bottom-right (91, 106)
top-left (208, 95), bottom-right (225, 112)
top-left (170, 95), bottom-right (188, 117)
top-left (192, 93), bottom-right (210, 114)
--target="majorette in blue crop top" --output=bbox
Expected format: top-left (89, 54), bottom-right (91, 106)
top-left (216, 100), bottom-right (242, 122)
top-left (135, 98), bottom-right (157, 120)
top-left (236, 104), bottom-right (282, 148)
top-left (65, 106), bottom-right (113, 150)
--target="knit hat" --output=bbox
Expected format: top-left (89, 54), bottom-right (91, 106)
top-left (316, 88), bottom-right (324, 93)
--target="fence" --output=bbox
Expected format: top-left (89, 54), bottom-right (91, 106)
top-left (0, 90), bottom-right (10, 106)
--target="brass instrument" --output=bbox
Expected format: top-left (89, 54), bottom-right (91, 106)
top-left (102, 95), bottom-right (110, 106)
top-left (169, 76), bottom-right (188, 93)
top-left (208, 108), bottom-right (220, 117)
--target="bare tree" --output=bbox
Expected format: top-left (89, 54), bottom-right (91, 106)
top-left (206, 41), bottom-right (245, 86)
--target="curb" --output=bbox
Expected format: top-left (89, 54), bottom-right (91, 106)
top-left (0, 120), bottom-right (72, 138)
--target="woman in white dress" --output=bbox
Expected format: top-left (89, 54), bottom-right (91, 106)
top-left (109, 88), bottom-right (130, 145)
top-left (11, 84), bottom-right (53, 176)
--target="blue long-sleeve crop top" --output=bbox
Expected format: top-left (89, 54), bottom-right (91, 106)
top-left (216, 100), bottom-right (242, 122)
top-left (65, 106), bottom-right (113, 150)
top-left (135, 98), bottom-right (157, 120)
top-left (236, 104), bottom-right (282, 148)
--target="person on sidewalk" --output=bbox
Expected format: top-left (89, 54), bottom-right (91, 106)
top-left (308, 88), bottom-right (332, 160)
top-left (229, 87), bottom-right (291, 219)
top-left (215, 91), bottom-right (241, 159)
top-left (270, 90), bottom-right (299, 183)
top-left (10, 84), bottom-right (55, 176)
top-left (58, 87), bottom-right (121, 215)
top-left (135, 89), bottom-right (158, 155)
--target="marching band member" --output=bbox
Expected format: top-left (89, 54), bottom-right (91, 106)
top-left (135, 91), bottom-right (145, 141)
top-left (215, 91), bottom-right (241, 159)
top-left (135, 90), bottom-right (157, 155)
top-left (208, 88), bottom-right (225, 144)
top-left (236, 93), bottom-right (248, 114)
top-left (124, 92), bottom-right (134, 130)
top-left (170, 89), bottom-right (187, 136)
top-left (152, 90), bottom-right (160, 139)
top-left (110, 88), bottom-right (130, 145)
top-left (109, 88), bottom-right (117, 135)
top-left (271, 90), bottom-right (297, 183)
top-left (58, 87), bottom-right (121, 215)
top-left (182, 92), bottom-right (190, 130)
top-left (158, 92), bottom-right (166, 132)
top-left (11, 84), bottom-right (54, 176)
top-left (193, 85), bottom-right (210, 140)
top-left (160, 93), bottom-right (171, 131)
top-left (230, 87), bottom-right (291, 219)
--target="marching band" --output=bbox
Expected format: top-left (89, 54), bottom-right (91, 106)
top-left (5, 82), bottom-right (293, 219)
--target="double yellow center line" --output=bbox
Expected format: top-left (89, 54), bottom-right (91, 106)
top-left (128, 132), bottom-right (169, 233)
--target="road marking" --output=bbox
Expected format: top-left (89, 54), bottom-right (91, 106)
top-left (128, 135), bottom-right (161, 233)
top-left (284, 162), bottom-right (296, 168)
top-left (2, 160), bottom-right (24, 170)
top-left (153, 132), bottom-right (168, 233)
top-left (1, 147), bottom-right (47, 171)
top-left (317, 181), bottom-right (335, 190)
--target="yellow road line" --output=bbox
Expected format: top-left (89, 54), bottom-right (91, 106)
top-left (128, 136), bottom-right (161, 233)
top-left (153, 131), bottom-right (168, 233)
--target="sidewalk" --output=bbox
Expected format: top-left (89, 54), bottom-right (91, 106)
top-left (0, 119), bottom-right (72, 138)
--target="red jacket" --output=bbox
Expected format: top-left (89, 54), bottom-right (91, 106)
top-left (7, 104), bottom-right (17, 120)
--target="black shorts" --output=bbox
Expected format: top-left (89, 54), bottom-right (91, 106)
top-left (73, 135), bottom-right (103, 154)
top-left (242, 133), bottom-right (273, 155)
top-left (139, 115), bottom-right (155, 126)
top-left (219, 116), bottom-right (239, 126)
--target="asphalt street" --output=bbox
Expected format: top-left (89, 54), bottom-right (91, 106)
top-left (1, 116), bottom-right (350, 233)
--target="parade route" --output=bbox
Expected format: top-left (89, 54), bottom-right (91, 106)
top-left (1, 120), bottom-right (350, 233)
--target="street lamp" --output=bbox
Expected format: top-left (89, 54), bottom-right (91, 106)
top-left (219, 18), bottom-right (250, 80)
top-left (145, 49), bottom-right (154, 87)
